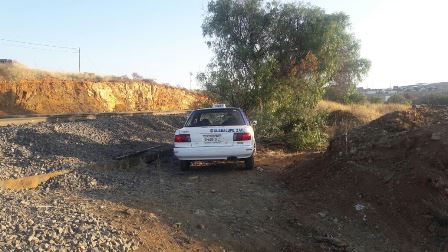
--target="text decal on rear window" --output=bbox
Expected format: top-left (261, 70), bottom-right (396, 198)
top-left (209, 128), bottom-right (244, 133)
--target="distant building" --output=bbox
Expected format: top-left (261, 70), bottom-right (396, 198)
top-left (358, 82), bottom-right (448, 101)
top-left (0, 59), bottom-right (13, 64)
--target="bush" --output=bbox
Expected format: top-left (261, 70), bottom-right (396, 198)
top-left (324, 86), bottom-right (345, 103)
top-left (256, 109), bottom-right (328, 150)
top-left (387, 94), bottom-right (410, 104)
top-left (368, 96), bottom-right (384, 104)
top-left (286, 111), bottom-right (329, 150)
top-left (346, 92), bottom-right (368, 104)
top-left (414, 93), bottom-right (448, 105)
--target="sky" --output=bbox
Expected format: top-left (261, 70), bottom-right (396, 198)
top-left (0, 0), bottom-right (447, 89)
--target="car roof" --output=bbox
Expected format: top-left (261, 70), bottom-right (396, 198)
top-left (193, 107), bottom-right (241, 111)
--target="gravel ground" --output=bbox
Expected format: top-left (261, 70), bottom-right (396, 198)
top-left (0, 114), bottom-right (314, 251)
top-left (0, 114), bottom-right (184, 179)
top-left (0, 114), bottom-right (184, 251)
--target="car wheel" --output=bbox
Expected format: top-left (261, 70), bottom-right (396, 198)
top-left (244, 155), bottom-right (254, 170)
top-left (180, 160), bottom-right (191, 171)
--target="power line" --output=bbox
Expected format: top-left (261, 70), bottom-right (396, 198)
top-left (0, 38), bottom-right (77, 51)
top-left (0, 41), bottom-right (77, 53)
top-left (0, 37), bottom-right (81, 73)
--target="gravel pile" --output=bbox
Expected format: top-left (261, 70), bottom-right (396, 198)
top-left (0, 114), bottom-right (184, 251)
top-left (0, 114), bottom-right (183, 179)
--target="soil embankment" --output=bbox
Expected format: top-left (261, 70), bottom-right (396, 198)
top-left (0, 79), bottom-right (207, 115)
top-left (285, 105), bottom-right (448, 251)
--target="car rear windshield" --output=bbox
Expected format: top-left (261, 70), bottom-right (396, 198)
top-left (185, 109), bottom-right (246, 127)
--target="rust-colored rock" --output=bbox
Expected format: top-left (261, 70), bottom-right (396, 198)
top-left (0, 170), bottom-right (71, 190)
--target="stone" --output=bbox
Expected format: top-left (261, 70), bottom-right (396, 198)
top-left (147, 213), bottom-right (158, 220)
top-left (194, 209), bottom-right (206, 216)
top-left (196, 224), bottom-right (206, 230)
top-left (431, 132), bottom-right (441, 140)
top-left (318, 211), bottom-right (329, 218)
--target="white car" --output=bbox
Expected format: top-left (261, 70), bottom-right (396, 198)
top-left (173, 104), bottom-right (256, 171)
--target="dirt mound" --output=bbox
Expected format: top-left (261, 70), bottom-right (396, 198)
top-left (285, 105), bottom-right (448, 251)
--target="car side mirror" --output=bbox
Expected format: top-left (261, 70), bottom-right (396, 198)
top-left (250, 120), bottom-right (257, 126)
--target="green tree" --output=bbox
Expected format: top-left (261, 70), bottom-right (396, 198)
top-left (132, 72), bottom-right (143, 80)
top-left (200, 0), bottom-right (369, 149)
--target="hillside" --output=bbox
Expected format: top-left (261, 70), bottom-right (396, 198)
top-left (0, 63), bottom-right (208, 115)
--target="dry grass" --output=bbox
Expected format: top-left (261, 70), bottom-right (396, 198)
top-left (318, 100), bottom-right (410, 139)
top-left (0, 63), bottom-right (196, 95)
top-left (0, 63), bottom-right (138, 82)
top-left (0, 62), bottom-right (94, 81)
top-left (318, 100), bottom-right (410, 124)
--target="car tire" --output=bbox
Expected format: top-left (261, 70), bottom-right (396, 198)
top-left (244, 155), bottom-right (254, 170)
top-left (180, 160), bottom-right (191, 171)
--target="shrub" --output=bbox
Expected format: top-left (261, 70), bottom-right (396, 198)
top-left (368, 96), bottom-right (384, 104)
top-left (387, 94), bottom-right (410, 104)
top-left (414, 93), bottom-right (448, 105)
top-left (324, 88), bottom-right (369, 104)
top-left (324, 86), bottom-right (345, 103)
top-left (346, 92), bottom-right (368, 104)
top-left (256, 109), bottom-right (328, 150)
top-left (286, 111), bottom-right (329, 150)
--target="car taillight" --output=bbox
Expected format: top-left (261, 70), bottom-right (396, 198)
top-left (175, 134), bottom-right (191, 142)
top-left (233, 132), bottom-right (251, 141)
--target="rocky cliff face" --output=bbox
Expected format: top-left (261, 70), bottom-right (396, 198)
top-left (0, 79), bottom-right (208, 115)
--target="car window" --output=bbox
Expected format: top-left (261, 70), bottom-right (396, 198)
top-left (185, 109), bottom-right (245, 127)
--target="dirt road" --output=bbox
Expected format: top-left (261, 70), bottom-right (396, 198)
top-left (78, 149), bottom-right (312, 251)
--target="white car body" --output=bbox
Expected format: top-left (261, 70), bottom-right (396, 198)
top-left (173, 107), bottom-right (256, 161)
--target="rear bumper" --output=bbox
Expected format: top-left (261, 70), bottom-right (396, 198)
top-left (174, 146), bottom-right (254, 160)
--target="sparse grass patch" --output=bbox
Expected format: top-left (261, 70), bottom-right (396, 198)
top-left (318, 100), bottom-right (410, 139)
top-left (318, 100), bottom-right (410, 124)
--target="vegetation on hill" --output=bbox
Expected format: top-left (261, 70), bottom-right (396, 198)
top-left (318, 100), bottom-right (410, 138)
top-left (413, 93), bottom-right (448, 105)
top-left (318, 100), bottom-right (409, 123)
top-left (0, 62), bottom-right (162, 85)
top-left (386, 94), bottom-right (411, 104)
top-left (0, 62), bottom-right (117, 82)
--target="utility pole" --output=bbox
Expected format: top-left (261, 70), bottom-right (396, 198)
top-left (189, 72), bottom-right (193, 90)
top-left (78, 48), bottom-right (81, 73)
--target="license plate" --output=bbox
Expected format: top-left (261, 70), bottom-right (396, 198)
top-left (203, 134), bottom-right (222, 143)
